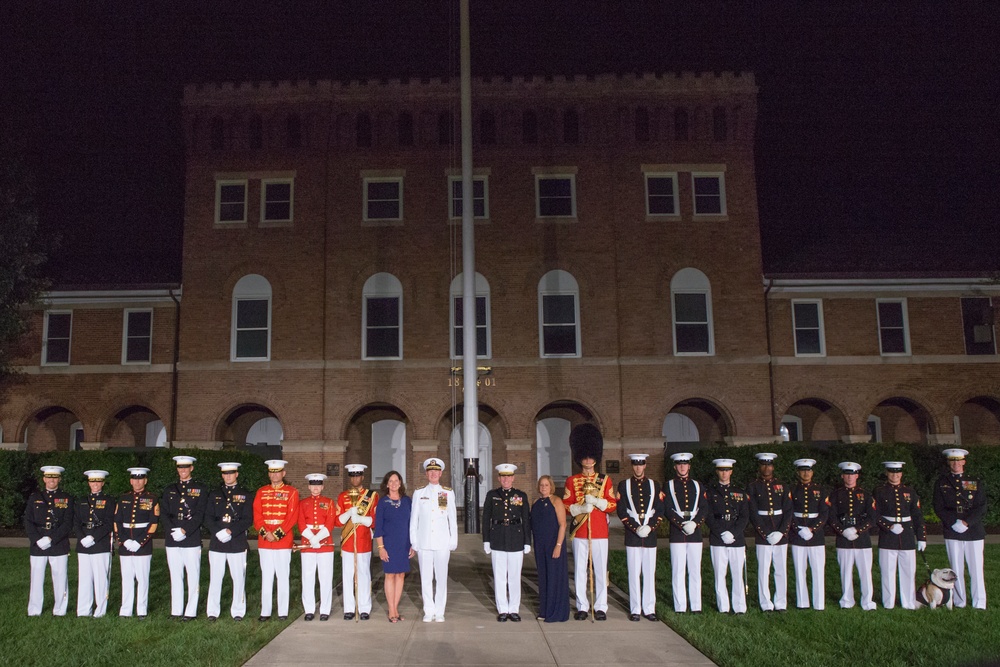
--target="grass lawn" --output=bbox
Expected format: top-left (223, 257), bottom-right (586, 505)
top-left (0, 548), bottom-right (302, 667)
top-left (609, 544), bottom-right (1000, 667)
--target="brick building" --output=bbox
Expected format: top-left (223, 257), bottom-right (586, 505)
top-left (4, 72), bottom-right (999, 501)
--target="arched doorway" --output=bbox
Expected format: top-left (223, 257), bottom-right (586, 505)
top-left (345, 404), bottom-right (409, 487)
top-left (868, 397), bottom-right (932, 444)
top-left (780, 398), bottom-right (849, 444)
top-left (535, 400), bottom-right (597, 487)
top-left (450, 422), bottom-right (492, 505)
top-left (663, 398), bottom-right (731, 450)
top-left (217, 404), bottom-right (283, 454)
top-left (103, 405), bottom-right (165, 448)
top-left (23, 406), bottom-right (82, 453)
top-left (954, 396), bottom-right (1000, 445)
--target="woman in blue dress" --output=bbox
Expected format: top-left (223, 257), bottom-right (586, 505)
top-left (374, 470), bottom-right (414, 623)
top-left (531, 475), bottom-right (569, 622)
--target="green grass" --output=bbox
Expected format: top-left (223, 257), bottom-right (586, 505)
top-left (0, 549), bottom-right (302, 667)
top-left (609, 544), bottom-right (1000, 667)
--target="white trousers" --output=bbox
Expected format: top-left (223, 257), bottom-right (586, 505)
top-left (756, 543), bottom-right (788, 611)
top-left (300, 551), bottom-right (334, 615)
top-left (571, 538), bottom-right (609, 612)
top-left (28, 554), bottom-right (69, 616)
top-left (259, 548), bottom-right (292, 617)
top-left (792, 544), bottom-right (826, 609)
top-left (417, 549), bottom-right (451, 618)
top-left (837, 548), bottom-right (875, 610)
top-left (166, 546), bottom-right (201, 617)
top-left (670, 541), bottom-right (703, 612)
top-left (341, 551), bottom-right (372, 614)
top-left (207, 550), bottom-right (247, 618)
top-left (945, 539), bottom-right (987, 609)
top-left (119, 555), bottom-right (152, 616)
top-left (625, 546), bottom-right (657, 615)
top-left (879, 548), bottom-right (916, 609)
top-left (491, 550), bottom-right (525, 614)
top-left (77, 552), bottom-right (111, 617)
top-left (710, 545), bottom-right (747, 614)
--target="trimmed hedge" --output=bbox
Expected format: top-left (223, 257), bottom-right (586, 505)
top-left (1, 449), bottom-right (269, 528)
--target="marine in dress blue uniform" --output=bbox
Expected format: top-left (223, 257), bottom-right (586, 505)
top-left (933, 448), bottom-right (988, 609)
top-left (482, 463), bottom-right (532, 621)
top-left (704, 458), bottom-right (749, 614)
top-left (75, 469), bottom-right (114, 617)
top-left (25, 465), bottom-right (73, 617)
top-left (616, 453), bottom-right (664, 620)
top-left (160, 455), bottom-right (209, 619)
top-left (828, 462), bottom-right (876, 610)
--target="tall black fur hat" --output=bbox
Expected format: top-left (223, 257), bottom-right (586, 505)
top-left (570, 423), bottom-right (604, 467)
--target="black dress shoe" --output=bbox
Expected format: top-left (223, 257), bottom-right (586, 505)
top-left (278, 616), bottom-right (287, 621)
top-left (320, 614), bottom-right (329, 621)
top-left (258, 616), bottom-right (269, 622)
top-left (360, 612), bottom-right (370, 621)
top-left (234, 616), bottom-right (243, 621)
top-left (508, 613), bottom-right (521, 622)
top-left (574, 610), bottom-right (588, 621)
top-left (594, 610), bottom-right (607, 621)
top-left (304, 613), bottom-right (315, 621)
top-left (208, 616), bottom-right (218, 622)
top-left (138, 615), bottom-right (147, 620)
top-left (182, 616), bottom-right (193, 622)
top-left (497, 613), bottom-right (508, 622)
top-left (629, 613), bottom-right (641, 622)
top-left (170, 615), bottom-right (182, 620)
top-left (645, 613), bottom-right (659, 622)
top-left (344, 612), bottom-right (355, 621)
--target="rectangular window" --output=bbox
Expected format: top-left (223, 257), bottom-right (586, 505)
top-left (792, 300), bottom-right (825, 356)
top-left (364, 178), bottom-right (403, 221)
top-left (877, 299), bottom-right (910, 355)
top-left (234, 299), bottom-right (269, 360)
top-left (673, 293), bottom-right (711, 354)
top-left (541, 294), bottom-right (578, 356)
top-left (962, 297), bottom-right (996, 355)
top-left (43, 311), bottom-right (72, 365)
top-left (452, 295), bottom-right (489, 358)
top-left (365, 296), bottom-right (401, 359)
top-left (645, 174), bottom-right (678, 216)
top-left (122, 309), bottom-right (152, 364)
top-left (692, 173), bottom-right (726, 216)
top-left (216, 180), bottom-right (247, 224)
top-left (536, 175), bottom-right (576, 218)
top-left (261, 179), bottom-right (293, 223)
top-left (449, 177), bottom-right (488, 219)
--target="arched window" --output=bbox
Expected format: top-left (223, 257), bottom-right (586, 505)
top-left (450, 273), bottom-right (491, 359)
top-left (538, 270), bottom-right (581, 358)
top-left (670, 268), bottom-right (714, 355)
top-left (363, 273), bottom-right (403, 360)
top-left (522, 110), bottom-right (538, 144)
top-left (231, 274), bottom-right (272, 361)
top-left (674, 108), bottom-right (689, 142)
top-left (398, 112), bottom-right (414, 146)
top-left (563, 107), bottom-right (579, 144)
top-left (479, 110), bottom-right (497, 145)
top-left (356, 112), bottom-right (373, 148)
top-left (286, 113), bottom-right (302, 148)
top-left (635, 107), bottom-right (650, 143)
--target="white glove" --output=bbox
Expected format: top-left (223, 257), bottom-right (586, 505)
top-left (315, 526), bottom-right (331, 542)
top-left (952, 520), bottom-right (968, 534)
top-left (766, 531), bottom-right (782, 545)
top-left (917, 541), bottom-right (926, 552)
top-left (682, 521), bottom-right (697, 536)
top-left (592, 497), bottom-right (609, 511)
top-left (215, 529), bottom-right (232, 543)
top-left (356, 515), bottom-right (373, 528)
top-left (627, 509), bottom-right (640, 523)
top-left (301, 528), bottom-right (316, 541)
top-left (484, 542), bottom-right (492, 555)
top-left (171, 527), bottom-right (185, 542)
top-left (523, 545), bottom-right (531, 555)
top-left (636, 525), bottom-right (652, 539)
top-left (584, 494), bottom-right (598, 506)
top-left (890, 523), bottom-right (904, 535)
top-left (339, 507), bottom-right (357, 524)
top-left (309, 538), bottom-right (321, 550)
top-left (720, 530), bottom-right (735, 545)
top-left (842, 527), bottom-right (858, 541)
top-left (797, 526), bottom-right (813, 541)
top-left (80, 535), bottom-right (96, 548)
top-left (124, 539), bottom-right (141, 552)
top-left (36, 536), bottom-right (52, 550)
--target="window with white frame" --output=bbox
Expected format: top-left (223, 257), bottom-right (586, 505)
top-left (866, 415), bottom-right (882, 443)
top-left (671, 268), bottom-right (714, 355)
top-left (692, 173), bottom-right (726, 216)
top-left (961, 297), bottom-right (996, 355)
top-left (363, 273), bottom-right (403, 360)
top-left (780, 415), bottom-right (803, 442)
top-left (261, 178), bottom-right (293, 224)
top-left (538, 270), bottom-right (581, 357)
top-left (450, 273), bottom-right (490, 358)
top-left (645, 173), bottom-right (679, 216)
top-left (215, 180), bottom-right (247, 224)
top-left (43, 311), bottom-right (72, 365)
top-left (876, 299), bottom-right (909, 355)
top-left (535, 174), bottom-right (576, 218)
top-left (449, 176), bottom-right (489, 219)
top-left (122, 309), bottom-right (152, 364)
top-left (364, 177), bottom-right (403, 221)
top-left (231, 274), bottom-right (272, 361)
top-left (792, 300), bottom-right (825, 356)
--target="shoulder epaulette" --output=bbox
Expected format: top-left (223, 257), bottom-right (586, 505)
top-left (442, 486), bottom-right (452, 491)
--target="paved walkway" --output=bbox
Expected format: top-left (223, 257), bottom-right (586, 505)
top-left (244, 531), bottom-right (714, 667)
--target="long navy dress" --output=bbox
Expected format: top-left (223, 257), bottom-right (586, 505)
top-left (374, 495), bottom-right (412, 574)
top-left (531, 497), bottom-right (570, 622)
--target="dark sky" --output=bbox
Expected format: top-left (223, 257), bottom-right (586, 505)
top-left (3, 1), bottom-right (999, 285)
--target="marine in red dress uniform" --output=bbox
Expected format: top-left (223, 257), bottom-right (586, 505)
top-left (298, 473), bottom-right (336, 620)
top-left (253, 459), bottom-right (300, 620)
top-left (335, 463), bottom-right (379, 619)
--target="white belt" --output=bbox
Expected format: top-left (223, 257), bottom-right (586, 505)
top-left (757, 510), bottom-right (783, 516)
top-left (122, 523), bottom-right (149, 528)
top-left (675, 511), bottom-right (694, 518)
top-left (306, 524), bottom-right (324, 530)
top-left (794, 512), bottom-right (819, 518)
top-left (883, 516), bottom-right (911, 522)
top-left (265, 520), bottom-right (283, 526)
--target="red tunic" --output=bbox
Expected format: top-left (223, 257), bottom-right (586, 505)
top-left (297, 494), bottom-right (336, 553)
top-left (253, 483), bottom-right (300, 550)
top-left (335, 488), bottom-right (379, 553)
top-left (563, 472), bottom-right (616, 539)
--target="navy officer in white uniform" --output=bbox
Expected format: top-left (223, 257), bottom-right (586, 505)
top-left (409, 457), bottom-right (458, 622)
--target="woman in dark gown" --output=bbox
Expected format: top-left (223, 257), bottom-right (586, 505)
top-left (374, 470), bottom-right (414, 622)
top-left (531, 475), bottom-right (569, 622)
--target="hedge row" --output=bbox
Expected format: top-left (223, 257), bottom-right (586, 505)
top-left (0, 449), bottom-right (269, 528)
top-left (659, 442), bottom-right (1000, 527)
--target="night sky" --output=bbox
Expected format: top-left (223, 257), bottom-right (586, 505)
top-left (3, 1), bottom-right (998, 286)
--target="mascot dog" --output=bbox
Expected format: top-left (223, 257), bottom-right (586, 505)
top-left (915, 568), bottom-right (957, 609)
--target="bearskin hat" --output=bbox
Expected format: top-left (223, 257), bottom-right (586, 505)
top-left (569, 423), bottom-right (604, 467)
